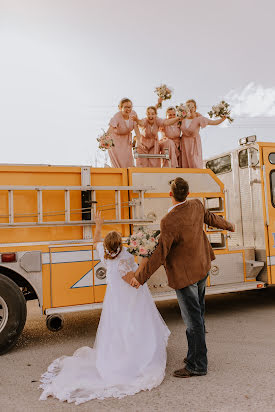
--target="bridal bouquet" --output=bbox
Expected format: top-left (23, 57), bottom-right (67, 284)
top-left (208, 101), bottom-right (234, 123)
top-left (176, 103), bottom-right (190, 119)
top-left (155, 84), bottom-right (172, 108)
top-left (97, 130), bottom-right (114, 151)
top-left (126, 226), bottom-right (160, 257)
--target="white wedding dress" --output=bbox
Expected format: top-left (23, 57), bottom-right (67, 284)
top-left (39, 243), bottom-right (170, 405)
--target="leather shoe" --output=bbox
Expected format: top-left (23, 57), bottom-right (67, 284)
top-left (173, 367), bottom-right (198, 378)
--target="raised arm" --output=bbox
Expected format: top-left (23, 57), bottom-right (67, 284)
top-left (131, 114), bottom-right (146, 128)
top-left (156, 97), bottom-right (163, 109)
top-left (134, 122), bottom-right (141, 146)
top-left (207, 117), bottom-right (226, 126)
top-left (163, 117), bottom-right (181, 126)
top-left (204, 206), bottom-right (235, 231)
top-left (93, 211), bottom-right (104, 248)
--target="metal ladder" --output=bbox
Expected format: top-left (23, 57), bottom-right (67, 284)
top-left (0, 185), bottom-right (154, 228)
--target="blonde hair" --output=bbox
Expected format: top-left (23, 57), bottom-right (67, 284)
top-left (146, 106), bottom-right (157, 115)
top-left (103, 231), bottom-right (122, 260)
top-left (166, 106), bottom-right (176, 116)
top-left (118, 98), bottom-right (132, 110)
top-left (186, 99), bottom-right (197, 110)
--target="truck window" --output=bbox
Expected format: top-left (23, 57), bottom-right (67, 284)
top-left (268, 153), bottom-right (275, 164)
top-left (271, 170), bottom-right (275, 208)
top-left (239, 147), bottom-right (259, 168)
top-left (205, 155), bottom-right (232, 175)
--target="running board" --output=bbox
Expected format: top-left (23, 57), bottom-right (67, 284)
top-left (205, 281), bottom-right (266, 295)
top-left (45, 281), bottom-right (266, 315)
top-left (151, 281), bottom-right (266, 301)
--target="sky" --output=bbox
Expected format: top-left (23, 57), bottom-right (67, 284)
top-left (0, 0), bottom-right (274, 166)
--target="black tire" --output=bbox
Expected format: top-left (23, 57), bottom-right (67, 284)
top-left (0, 274), bottom-right (27, 355)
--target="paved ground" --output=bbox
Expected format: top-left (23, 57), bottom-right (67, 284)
top-left (1, 287), bottom-right (275, 412)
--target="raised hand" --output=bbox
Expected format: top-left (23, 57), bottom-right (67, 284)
top-left (157, 97), bottom-right (163, 108)
top-left (94, 211), bottom-right (104, 226)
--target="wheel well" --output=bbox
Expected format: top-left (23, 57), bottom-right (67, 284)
top-left (0, 266), bottom-right (38, 301)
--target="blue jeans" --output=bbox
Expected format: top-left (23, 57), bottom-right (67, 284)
top-left (176, 274), bottom-right (208, 375)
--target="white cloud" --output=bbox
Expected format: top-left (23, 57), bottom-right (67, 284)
top-left (225, 82), bottom-right (275, 117)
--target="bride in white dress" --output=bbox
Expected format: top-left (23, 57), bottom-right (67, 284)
top-left (39, 212), bottom-right (170, 405)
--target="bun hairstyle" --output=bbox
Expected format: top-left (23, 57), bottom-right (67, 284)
top-left (186, 99), bottom-right (197, 110)
top-left (118, 98), bottom-right (132, 110)
top-left (103, 231), bottom-right (122, 260)
top-left (170, 177), bottom-right (189, 202)
top-left (146, 106), bottom-right (157, 114)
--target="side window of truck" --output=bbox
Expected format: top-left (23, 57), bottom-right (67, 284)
top-left (206, 155), bottom-right (232, 175)
top-left (270, 170), bottom-right (275, 208)
top-left (268, 153), bottom-right (275, 164)
top-left (239, 148), bottom-right (259, 168)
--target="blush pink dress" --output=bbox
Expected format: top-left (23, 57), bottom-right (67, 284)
top-left (136, 117), bottom-right (164, 168)
top-left (159, 123), bottom-right (181, 168)
top-left (180, 116), bottom-right (209, 168)
top-left (108, 111), bottom-right (137, 168)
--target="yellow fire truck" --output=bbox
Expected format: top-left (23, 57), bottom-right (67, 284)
top-left (0, 137), bottom-right (274, 354)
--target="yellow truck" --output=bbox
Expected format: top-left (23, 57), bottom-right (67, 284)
top-left (0, 137), bottom-right (274, 354)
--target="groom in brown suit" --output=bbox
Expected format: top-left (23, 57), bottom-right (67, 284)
top-left (123, 177), bottom-right (235, 378)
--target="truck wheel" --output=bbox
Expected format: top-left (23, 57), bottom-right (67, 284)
top-left (0, 274), bottom-right (27, 355)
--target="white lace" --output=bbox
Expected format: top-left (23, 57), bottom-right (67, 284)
top-left (39, 245), bottom-right (170, 404)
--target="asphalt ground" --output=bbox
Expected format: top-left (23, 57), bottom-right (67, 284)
top-left (1, 287), bottom-right (275, 412)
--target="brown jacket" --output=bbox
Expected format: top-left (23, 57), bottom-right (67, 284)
top-left (135, 199), bottom-right (234, 290)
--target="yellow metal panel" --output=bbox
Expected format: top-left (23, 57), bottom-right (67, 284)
top-left (42, 264), bottom-right (51, 311)
top-left (94, 285), bottom-right (107, 303)
top-left (0, 165), bottom-right (83, 243)
top-left (262, 146), bottom-right (275, 284)
top-left (50, 261), bottom-right (95, 307)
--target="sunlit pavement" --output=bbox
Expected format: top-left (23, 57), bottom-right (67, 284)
top-left (1, 287), bottom-right (275, 412)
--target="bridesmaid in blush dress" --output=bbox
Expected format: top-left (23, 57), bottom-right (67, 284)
top-left (133, 107), bottom-right (181, 168)
top-left (107, 98), bottom-right (140, 168)
top-left (159, 107), bottom-right (181, 168)
top-left (181, 99), bottom-right (226, 169)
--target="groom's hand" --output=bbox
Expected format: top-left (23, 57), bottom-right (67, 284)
top-left (122, 271), bottom-right (135, 285)
top-left (130, 277), bottom-right (140, 289)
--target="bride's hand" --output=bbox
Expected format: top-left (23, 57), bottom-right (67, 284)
top-left (122, 271), bottom-right (135, 284)
top-left (130, 277), bottom-right (140, 289)
top-left (94, 211), bottom-right (104, 226)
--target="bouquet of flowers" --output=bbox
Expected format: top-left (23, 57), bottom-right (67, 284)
top-left (126, 226), bottom-right (160, 257)
top-left (176, 103), bottom-right (190, 119)
top-left (208, 101), bottom-right (234, 123)
top-left (155, 84), bottom-right (172, 108)
top-left (97, 130), bottom-right (115, 151)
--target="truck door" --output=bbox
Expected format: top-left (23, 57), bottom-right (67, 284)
top-left (262, 148), bottom-right (275, 284)
top-left (46, 244), bottom-right (96, 308)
